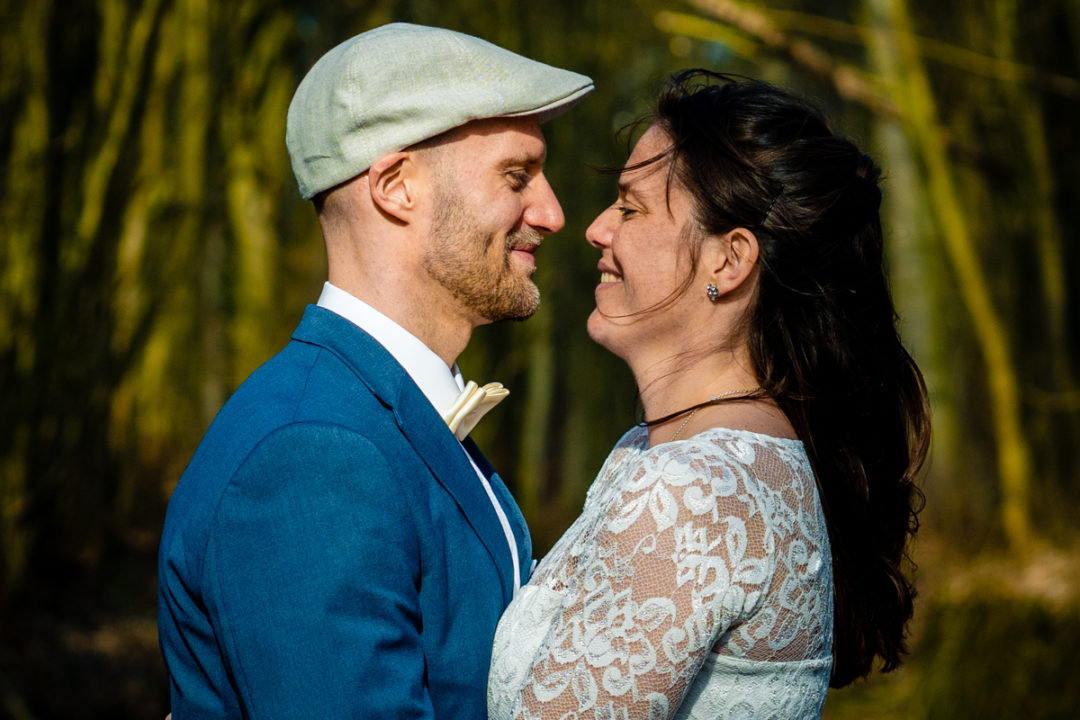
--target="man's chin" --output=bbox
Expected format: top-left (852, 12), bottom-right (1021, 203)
top-left (490, 301), bottom-right (539, 323)
top-left (485, 287), bottom-right (540, 323)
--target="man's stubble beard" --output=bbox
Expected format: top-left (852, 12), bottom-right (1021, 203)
top-left (423, 185), bottom-right (542, 323)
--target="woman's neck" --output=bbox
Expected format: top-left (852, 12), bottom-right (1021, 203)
top-left (633, 346), bottom-right (758, 424)
top-left (631, 345), bottom-right (798, 446)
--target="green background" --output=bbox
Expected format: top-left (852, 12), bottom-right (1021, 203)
top-left (2, 0), bottom-right (1078, 717)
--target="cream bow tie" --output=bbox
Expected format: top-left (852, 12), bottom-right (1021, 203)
top-left (441, 381), bottom-right (509, 440)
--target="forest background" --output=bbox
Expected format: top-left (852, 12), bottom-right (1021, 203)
top-left (1, 0), bottom-right (1078, 717)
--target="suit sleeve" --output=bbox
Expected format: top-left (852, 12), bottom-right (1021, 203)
top-left (204, 422), bottom-right (431, 720)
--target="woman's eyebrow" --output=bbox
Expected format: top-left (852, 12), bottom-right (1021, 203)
top-left (617, 178), bottom-right (648, 201)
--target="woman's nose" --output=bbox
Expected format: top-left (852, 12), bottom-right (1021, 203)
top-left (585, 209), bottom-right (613, 249)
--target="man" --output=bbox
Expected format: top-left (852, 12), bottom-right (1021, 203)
top-left (158, 23), bottom-right (592, 718)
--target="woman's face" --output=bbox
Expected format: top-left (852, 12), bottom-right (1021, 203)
top-left (585, 125), bottom-right (712, 361)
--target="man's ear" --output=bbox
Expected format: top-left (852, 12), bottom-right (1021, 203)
top-left (367, 151), bottom-right (415, 224)
top-left (706, 227), bottom-right (760, 296)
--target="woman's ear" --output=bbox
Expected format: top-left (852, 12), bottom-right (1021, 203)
top-left (706, 227), bottom-right (759, 296)
top-left (367, 151), bottom-right (415, 223)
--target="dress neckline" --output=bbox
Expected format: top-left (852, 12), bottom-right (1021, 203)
top-left (632, 423), bottom-right (805, 450)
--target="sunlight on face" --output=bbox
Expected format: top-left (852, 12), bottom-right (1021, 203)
top-left (421, 117), bottom-right (564, 326)
top-left (584, 125), bottom-right (705, 360)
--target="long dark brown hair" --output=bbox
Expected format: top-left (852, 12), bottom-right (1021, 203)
top-left (641, 70), bottom-right (930, 687)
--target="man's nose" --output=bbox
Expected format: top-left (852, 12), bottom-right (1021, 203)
top-left (524, 174), bottom-right (565, 234)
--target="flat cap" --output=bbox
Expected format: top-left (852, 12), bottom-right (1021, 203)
top-left (286, 23), bottom-right (594, 199)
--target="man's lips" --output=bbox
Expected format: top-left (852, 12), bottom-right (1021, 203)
top-left (510, 243), bottom-right (538, 268)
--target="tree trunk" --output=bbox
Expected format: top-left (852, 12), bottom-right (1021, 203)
top-left (871, 0), bottom-right (1036, 553)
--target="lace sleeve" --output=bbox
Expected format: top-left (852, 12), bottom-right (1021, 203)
top-left (508, 438), bottom-right (783, 719)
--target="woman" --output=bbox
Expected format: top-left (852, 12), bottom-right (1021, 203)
top-left (488, 70), bottom-right (930, 719)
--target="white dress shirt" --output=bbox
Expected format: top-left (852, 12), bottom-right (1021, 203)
top-left (317, 282), bottom-right (521, 592)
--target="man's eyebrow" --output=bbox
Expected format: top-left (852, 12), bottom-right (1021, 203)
top-left (499, 150), bottom-right (546, 169)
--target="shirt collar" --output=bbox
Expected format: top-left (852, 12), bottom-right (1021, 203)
top-left (317, 282), bottom-right (465, 416)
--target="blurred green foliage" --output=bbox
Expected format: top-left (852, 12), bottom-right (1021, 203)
top-left (918, 596), bottom-right (1080, 718)
top-left (1, 0), bottom-right (1078, 717)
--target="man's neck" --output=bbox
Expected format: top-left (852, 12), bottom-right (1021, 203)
top-left (327, 272), bottom-right (474, 367)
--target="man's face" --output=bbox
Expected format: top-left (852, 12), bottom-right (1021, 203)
top-left (421, 118), bottom-right (565, 325)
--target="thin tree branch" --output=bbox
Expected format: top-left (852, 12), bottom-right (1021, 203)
top-left (674, 0), bottom-right (900, 116)
top-left (765, 7), bottom-right (1080, 98)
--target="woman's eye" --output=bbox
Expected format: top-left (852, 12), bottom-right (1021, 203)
top-left (616, 205), bottom-right (637, 218)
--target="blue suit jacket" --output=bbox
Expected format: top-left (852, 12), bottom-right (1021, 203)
top-left (158, 305), bottom-right (532, 719)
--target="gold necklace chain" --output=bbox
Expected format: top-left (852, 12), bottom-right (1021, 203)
top-left (668, 387), bottom-right (762, 442)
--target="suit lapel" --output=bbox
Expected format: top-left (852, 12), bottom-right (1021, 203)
top-left (394, 390), bottom-right (518, 604)
top-left (463, 438), bottom-right (532, 586)
top-left (292, 305), bottom-right (519, 604)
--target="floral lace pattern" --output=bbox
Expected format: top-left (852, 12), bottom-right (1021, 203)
top-left (489, 426), bottom-right (833, 719)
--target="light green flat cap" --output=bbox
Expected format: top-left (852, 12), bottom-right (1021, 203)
top-left (286, 22), bottom-right (594, 199)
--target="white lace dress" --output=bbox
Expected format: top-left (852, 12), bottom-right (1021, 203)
top-left (488, 426), bottom-right (834, 720)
